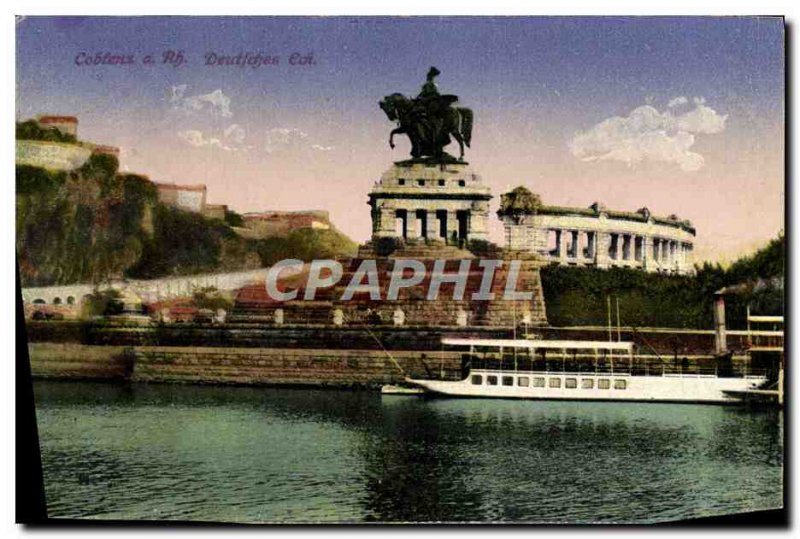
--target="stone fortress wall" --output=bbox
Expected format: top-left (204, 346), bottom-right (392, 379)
top-left (15, 140), bottom-right (93, 171)
top-left (16, 116), bottom-right (120, 171)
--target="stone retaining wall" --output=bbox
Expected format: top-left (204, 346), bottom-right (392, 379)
top-left (131, 346), bottom-right (460, 387)
top-left (27, 343), bottom-right (132, 380)
top-left (24, 321), bottom-right (749, 355)
top-left (27, 342), bottom-right (462, 388)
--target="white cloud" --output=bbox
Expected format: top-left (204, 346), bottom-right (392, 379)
top-left (177, 129), bottom-right (223, 149)
top-left (177, 126), bottom-right (247, 152)
top-left (223, 124), bottom-right (246, 144)
top-left (667, 96), bottom-right (688, 108)
top-left (674, 104), bottom-right (726, 134)
top-left (264, 127), bottom-right (320, 153)
top-left (569, 99), bottom-right (727, 172)
top-left (311, 144), bottom-right (335, 152)
top-left (171, 85), bottom-right (233, 118)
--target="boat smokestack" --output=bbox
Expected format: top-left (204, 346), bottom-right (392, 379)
top-left (713, 292), bottom-right (727, 354)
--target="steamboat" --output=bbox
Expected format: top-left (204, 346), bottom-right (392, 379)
top-left (404, 338), bottom-right (767, 404)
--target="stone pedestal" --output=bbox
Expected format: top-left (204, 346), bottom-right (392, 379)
top-left (368, 161), bottom-right (492, 244)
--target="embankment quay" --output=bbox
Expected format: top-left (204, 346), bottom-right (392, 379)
top-left (25, 322), bottom-right (767, 388)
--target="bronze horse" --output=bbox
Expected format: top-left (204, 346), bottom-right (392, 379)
top-left (380, 93), bottom-right (473, 160)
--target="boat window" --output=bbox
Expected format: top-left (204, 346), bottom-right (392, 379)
top-left (549, 378), bottom-right (561, 388)
top-left (533, 377), bottom-right (545, 387)
top-left (565, 378), bottom-right (577, 389)
top-left (487, 375), bottom-right (498, 386)
top-left (471, 375), bottom-right (483, 385)
top-left (581, 379), bottom-right (594, 389)
top-left (614, 379), bottom-right (627, 390)
top-left (502, 376), bottom-right (514, 386)
top-left (598, 379), bottom-right (610, 389)
top-left (518, 376), bottom-right (529, 387)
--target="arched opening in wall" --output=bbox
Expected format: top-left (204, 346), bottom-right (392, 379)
top-left (33, 299), bottom-right (46, 305)
top-left (583, 231), bottom-right (596, 259)
top-left (456, 210), bottom-right (469, 242)
top-left (621, 235), bottom-right (632, 261)
top-left (608, 233), bottom-right (619, 260)
top-left (436, 210), bottom-right (447, 240)
top-left (566, 230), bottom-right (578, 259)
top-left (415, 209), bottom-right (427, 239)
top-left (67, 296), bottom-right (75, 305)
top-left (547, 230), bottom-right (560, 257)
top-left (52, 297), bottom-right (62, 305)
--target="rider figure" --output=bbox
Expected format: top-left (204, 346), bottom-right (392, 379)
top-left (413, 67), bottom-right (448, 153)
top-left (419, 66), bottom-right (441, 99)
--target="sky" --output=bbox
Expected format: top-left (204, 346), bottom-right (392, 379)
top-left (16, 16), bottom-right (785, 264)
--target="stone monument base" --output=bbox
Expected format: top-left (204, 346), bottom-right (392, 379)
top-left (233, 250), bottom-right (548, 328)
top-left (368, 161), bottom-right (492, 245)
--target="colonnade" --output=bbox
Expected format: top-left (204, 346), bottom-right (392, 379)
top-left (546, 229), bottom-right (693, 274)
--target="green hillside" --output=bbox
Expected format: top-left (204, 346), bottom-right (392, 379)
top-left (16, 154), bottom-right (357, 287)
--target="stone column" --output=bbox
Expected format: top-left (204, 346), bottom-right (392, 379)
top-left (426, 210), bottom-right (439, 242)
top-left (596, 232), bottom-right (611, 269)
top-left (642, 236), bottom-right (651, 271)
top-left (374, 207), bottom-right (396, 238)
top-left (557, 229), bottom-right (567, 263)
top-left (674, 241), bottom-right (680, 271)
top-left (406, 210), bottom-right (419, 240)
top-left (469, 201), bottom-right (490, 242)
top-left (669, 241), bottom-right (676, 271)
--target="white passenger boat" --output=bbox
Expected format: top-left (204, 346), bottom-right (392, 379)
top-left (405, 338), bottom-right (767, 404)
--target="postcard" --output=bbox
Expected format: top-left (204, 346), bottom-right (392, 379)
top-left (16, 15), bottom-right (785, 525)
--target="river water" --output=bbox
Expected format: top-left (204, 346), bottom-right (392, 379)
top-left (32, 380), bottom-right (783, 524)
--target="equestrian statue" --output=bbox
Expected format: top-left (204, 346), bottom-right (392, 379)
top-left (380, 67), bottom-right (473, 162)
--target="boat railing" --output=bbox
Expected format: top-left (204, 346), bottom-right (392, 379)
top-left (464, 362), bottom-right (767, 379)
top-left (448, 341), bottom-right (767, 381)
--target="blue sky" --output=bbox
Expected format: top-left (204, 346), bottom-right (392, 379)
top-left (16, 16), bottom-right (785, 261)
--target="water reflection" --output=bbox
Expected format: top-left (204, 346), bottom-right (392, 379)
top-left (33, 381), bottom-right (783, 523)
